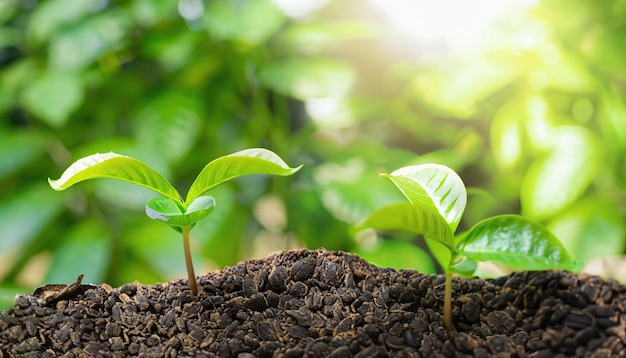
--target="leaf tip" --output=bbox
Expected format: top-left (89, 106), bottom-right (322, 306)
top-left (290, 164), bottom-right (304, 174)
top-left (48, 177), bottom-right (62, 191)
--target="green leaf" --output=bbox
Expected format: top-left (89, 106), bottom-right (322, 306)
top-left (205, 0), bottom-right (285, 46)
top-left (186, 148), bottom-right (301, 203)
top-left (450, 257), bottom-right (477, 276)
top-left (46, 219), bottom-right (112, 284)
top-left (548, 196), bottom-right (626, 263)
top-left (259, 58), bottom-right (356, 100)
top-left (280, 21), bottom-right (379, 49)
top-left (132, 92), bottom-right (201, 163)
top-left (48, 10), bottom-right (131, 71)
top-left (521, 126), bottom-right (600, 219)
top-left (146, 196), bottom-right (215, 228)
top-left (0, 129), bottom-right (47, 180)
top-left (0, 183), bottom-right (67, 253)
top-left (358, 202), bottom-right (454, 251)
top-left (490, 97), bottom-right (525, 171)
top-left (425, 238), bottom-right (453, 272)
top-left (48, 152), bottom-right (181, 202)
top-left (21, 70), bottom-right (83, 127)
top-left (313, 157), bottom-right (404, 224)
top-left (458, 215), bottom-right (580, 271)
top-left (356, 239), bottom-right (435, 273)
top-left (385, 163), bottom-right (467, 232)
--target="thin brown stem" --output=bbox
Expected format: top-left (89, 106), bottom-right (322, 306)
top-left (443, 271), bottom-right (453, 335)
top-left (182, 226), bottom-right (198, 295)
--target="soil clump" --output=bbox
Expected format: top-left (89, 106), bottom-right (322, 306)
top-left (1, 248), bottom-right (625, 357)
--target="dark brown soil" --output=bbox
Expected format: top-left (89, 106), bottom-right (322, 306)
top-left (1, 249), bottom-right (625, 357)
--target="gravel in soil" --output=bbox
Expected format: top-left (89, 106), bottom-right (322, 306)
top-left (1, 248), bottom-right (626, 357)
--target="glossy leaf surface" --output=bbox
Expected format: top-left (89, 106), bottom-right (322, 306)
top-left (385, 164), bottom-right (467, 232)
top-left (146, 196), bottom-right (215, 228)
top-left (359, 202), bottom-right (454, 251)
top-left (458, 215), bottom-right (579, 271)
top-left (48, 152), bottom-right (181, 202)
top-left (186, 148), bottom-right (301, 203)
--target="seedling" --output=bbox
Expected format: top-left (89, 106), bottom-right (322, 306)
top-left (49, 148), bottom-right (301, 295)
top-left (359, 163), bottom-right (580, 334)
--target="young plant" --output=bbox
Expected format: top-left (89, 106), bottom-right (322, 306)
top-left (49, 148), bottom-right (301, 295)
top-left (358, 163), bottom-right (580, 334)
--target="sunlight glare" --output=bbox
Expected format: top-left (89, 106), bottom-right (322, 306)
top-left (369, 0), bottom-right (538, 53)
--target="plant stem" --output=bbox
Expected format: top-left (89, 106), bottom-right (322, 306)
top-left (182, 226), bottom-right (198, 295)
top-left (443, 271), bottom-right (453, 335)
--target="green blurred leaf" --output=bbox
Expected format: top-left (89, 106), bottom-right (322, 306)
top-left (48, 10), bottom-right (131, 71)
top-left (539, 53), bottom-right (598, 92)
top-left (201, 204), bottom-right (248, 268)
top-left (132, 92), bottom-right (201, 163)
top-left (21, 71), bottom-right (83, 127)
top-left (146, 196), bottom-right (215, 228)
top-left (130, 2), bottom-right (177, 27)
top-left (386, 163), bottom-right (467, 232)
top-left (549, 196), bottom-right (626, 263)
top-left (186, 148), bottom-right (301, 203)
top-left (407, 56), bottom-right (520, 118)
top-left (143, 32), bottom-right (198, 71)
top-left (46, 219), bottom-right (112, 284)
top-left (491, 100), bottom-right (525, 171)
top-left (521, 126), bottom-right (600, 219)
top-left (204, 0), bottom-right (284, 45)
top-left (49, 152), bottom-right (181, 202)
top-left (313, 157), bottom-right (403, 224)
top-left (458, 215), bottom-right (579, 271)
top-left (27, 0), bottom-right (92, 43)
top-left (122, 218), bottom-right (184, 281)
top-left (259, 58), bottom-right (356, 100)
top-left (0, 183), bottom-right (67, 253)
top-left (192, 183), bottom-right (237, 245)
top-left (0, 130), bottom-right (47, 180)
top-left (600, 87), bottom-right (626, 147)
top-left (356, 239), bottom-right (435, 273)
top-left (0, 287), bottom-right (20, 311)
top-left (280, 21), bottom-right (380, 49)
top-left (425, 238), bottom-right (452, 273)
top-left (450, 257), bottom-right (477, 276)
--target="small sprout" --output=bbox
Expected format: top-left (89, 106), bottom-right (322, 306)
top-left (49, 148), bottom-right (301, 295)
top-left (359, 163), bottom-right (580, 334)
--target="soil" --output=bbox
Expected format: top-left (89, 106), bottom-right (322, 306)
top-left (1, 248), bottom-right (625, 357)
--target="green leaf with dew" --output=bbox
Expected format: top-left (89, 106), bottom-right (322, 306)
top-left (186, 148), bottom-right (302, 204)
top-left (457, 215), bottom-right (580, 271)
top-left (48, 152), bottom-right (181, 202)
top-left (146, 196), bottom-right (215, 228)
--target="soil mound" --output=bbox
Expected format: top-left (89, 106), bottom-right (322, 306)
top-left (1, 248), bottom-right (625, 357)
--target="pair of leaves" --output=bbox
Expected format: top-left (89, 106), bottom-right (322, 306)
top-left (360, 163), bottom-right (579, 273)
top-left (49, 148), bottom-right (302, 229)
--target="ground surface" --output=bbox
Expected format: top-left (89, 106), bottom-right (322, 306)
top-left (1, 249), bottom-right (625, 357)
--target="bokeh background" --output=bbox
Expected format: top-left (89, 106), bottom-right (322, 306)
top-left (1, 0), bottom-right (625, 308)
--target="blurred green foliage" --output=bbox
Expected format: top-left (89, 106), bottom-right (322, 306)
top-left (1, 0), bottom-right (626, 307)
